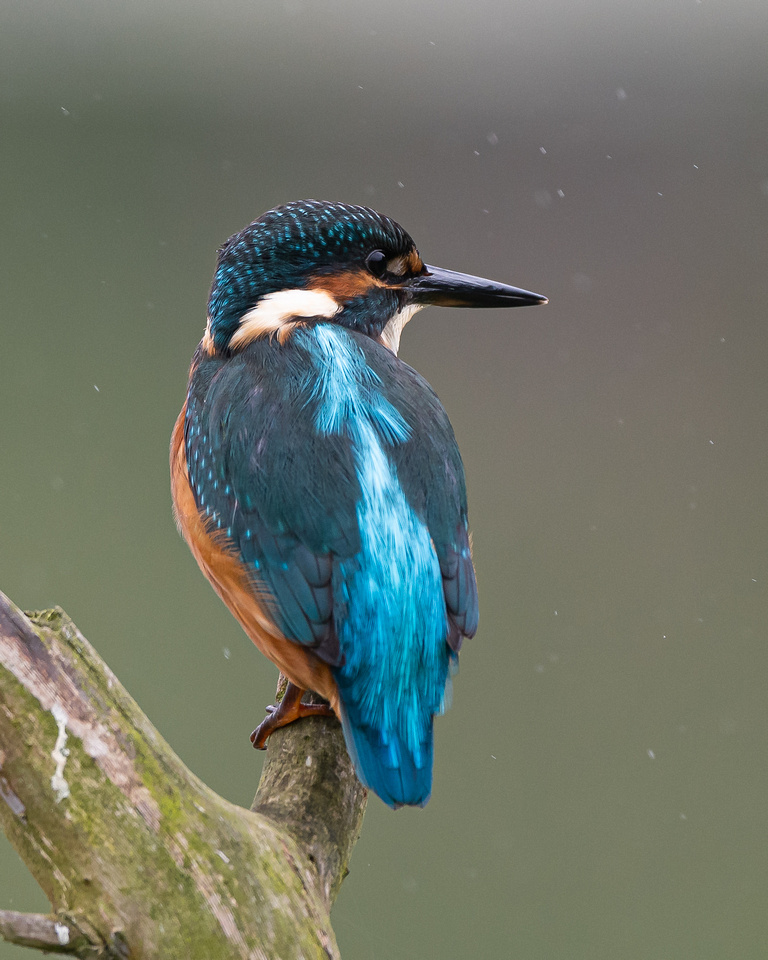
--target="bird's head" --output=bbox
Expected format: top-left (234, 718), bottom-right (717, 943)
top-left (205, 199), bottom-right (546, 355)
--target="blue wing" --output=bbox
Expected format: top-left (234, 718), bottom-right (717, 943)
top-left (184, 329), bottom-right (478, 807)
top-left (185, 333), bottom-right (478, 658)
top-left (184, 344), bottom-right (359, 664)
top-left (357, 336), bottom-right (479, 648)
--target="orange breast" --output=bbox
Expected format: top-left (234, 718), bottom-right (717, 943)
top-left (170, 402), bottom-right (340, 714)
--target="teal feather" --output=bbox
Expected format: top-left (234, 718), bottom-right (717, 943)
top-left (185, 325), bottom-right (477, 806)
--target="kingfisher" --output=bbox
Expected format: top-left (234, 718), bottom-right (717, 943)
top-left (171, 200), bottom-right (546, 808)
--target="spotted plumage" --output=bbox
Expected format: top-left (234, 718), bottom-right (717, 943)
top-left (172, 200), bottom-right (546, 807)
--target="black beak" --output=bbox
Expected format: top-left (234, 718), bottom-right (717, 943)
top-left (406, 264), bottom-right (547, 309)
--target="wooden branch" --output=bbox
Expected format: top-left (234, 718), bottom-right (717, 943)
top-left (252, 680), bottom-right (367, 906)
top-left (0, 910), bottom-right (97, 956)
top-left (0, 590), bottom-right (367, 959)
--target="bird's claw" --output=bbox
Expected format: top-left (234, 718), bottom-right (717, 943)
top-left (249, 683), bottom-right (335, 750)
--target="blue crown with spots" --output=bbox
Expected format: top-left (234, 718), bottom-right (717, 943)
top-left (207, 200), bottom-right (416, 351)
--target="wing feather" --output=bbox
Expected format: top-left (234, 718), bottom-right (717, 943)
top-left (185, 334), bottom-right (479, 670)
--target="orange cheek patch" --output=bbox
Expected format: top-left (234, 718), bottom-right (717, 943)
top-left (308, 268), bottom-right (382, 302)
top-left (405, 249), bottom-right (425, 274)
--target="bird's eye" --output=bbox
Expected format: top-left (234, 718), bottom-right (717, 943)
top-left (365, 249), bottom-right (388, 277)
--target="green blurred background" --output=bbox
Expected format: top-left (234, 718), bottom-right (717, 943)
top-left (2, 1), bottom-right (767, 957)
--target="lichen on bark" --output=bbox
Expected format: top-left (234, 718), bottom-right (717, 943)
top-left (0, 591), bottom-right (367, 959)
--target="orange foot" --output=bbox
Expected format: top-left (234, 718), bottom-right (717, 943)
top-left (250, 681), bottom-right (335, 749)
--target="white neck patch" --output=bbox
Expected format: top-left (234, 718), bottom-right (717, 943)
top-left (229, 288), bottom-right (340, 348)
top-left (380, 303), bottom-right (424, 355)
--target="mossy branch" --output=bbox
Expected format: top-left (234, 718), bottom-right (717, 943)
top-left (0, 590), bottom-right (367, 959)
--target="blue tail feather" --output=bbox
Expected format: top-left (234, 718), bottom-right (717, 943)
top-left (339, 701), bottom-right (433, 809)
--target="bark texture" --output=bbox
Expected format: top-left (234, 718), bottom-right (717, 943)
top-left (0, 591), bottom-right (367, 959)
